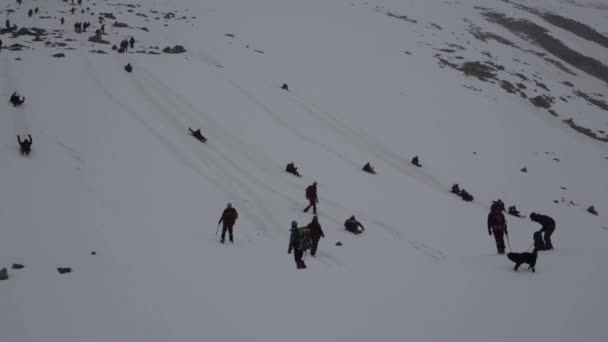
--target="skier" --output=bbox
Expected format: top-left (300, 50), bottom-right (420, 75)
top-left (488, 203), bottom-right (508, 254)
top-left (288, 221), bottom-right (306, 269)
top-left (303, 181), bottom-right (318, 214)
top-left (306, 215), bottom-right (324, 257)
top-left (285, 162), bottom-right (301, 177)
top-left (60, 17), bottom-right (64, 25)
top-left (188, 128), bottom-right (207, 143)
top-left (6, 19), bottom-right (11, 30)
top-left (28, 9), bottom-right (33, 18)
top-left (17, 135), bottom-right (32, 156)
top-left (530, 212), bottom-right (555, 250)
top-left (129, 36), bottom-right (135, 49)
top-left (344, 215), bottom-right (365, 235)
top-left (362, 162), bottom-right (376, 174)
top-left (10, 92), bottom-right (25, 107)
top-left (218, 203), bottom-right (238, 244)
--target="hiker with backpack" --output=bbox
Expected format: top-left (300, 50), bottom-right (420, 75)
top-left (218, 203), bottom-right (238, 244)
top-left (530, 212), bottom-right (555, 250)
top-left (303, 182), bottom-right (318, 215)
top-left (306, 215), bottom-right (324, 257)
top-left (488, 202), bottom-right (508, 254)
top-left (288, 221), bottom-right (309, 269)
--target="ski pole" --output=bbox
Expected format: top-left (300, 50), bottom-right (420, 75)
top-left (216, 223), bottom-right (220, 235)
top-left (506, 234), bottom-right (512, 252)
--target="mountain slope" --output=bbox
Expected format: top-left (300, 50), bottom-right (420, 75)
top-left (1, 0), bottom-right (607, 341)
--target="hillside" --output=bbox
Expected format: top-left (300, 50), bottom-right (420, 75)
top-left (1, 0), bottom-right (607, 341)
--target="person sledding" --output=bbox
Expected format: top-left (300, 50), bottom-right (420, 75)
top-left (10, 92), bottom-right (25, 107)
top-left (285, 162), bottom-right (301, 177)
top-left (189, 128), bottom-right (207, 143)
top-left (344, 216), bottom-right (365, 235)
top-left (362, 162), bottom-right (376, 174)
top-left (17, 135), bottom-right (32, 156)
top-left (508, 205), bottom-right (523, 217)
top-left (411, 155), bottom-right (421, 167)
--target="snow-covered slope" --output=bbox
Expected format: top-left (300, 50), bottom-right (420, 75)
top-left (1, 0), bottom-right (607, 341)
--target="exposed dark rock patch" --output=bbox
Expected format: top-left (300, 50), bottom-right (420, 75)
top-left (466, 22), bottom-right (517, 47)
top-left (57, 267), bottom-right (72, 274)
top-left (224, 33), bottom-right (235, 38)
top-left (520, 167), bottom-right (527, 173)
top-left (431, 23), bottom-right (442, 30)
top-left (88, 33), bottom-right (110, 44)
top-left (0, 268), bottom-right (7, 280)
top-left (113, 22), bottom-right (129, 28)
top-left (563, 118), bottom-right (608, 142)
top-left (530, 95), bottom-right (553, 109)
top-left (482, 10), bottom-right (608, 83)
top-left (139, 27), bottom-right (149, 32)
top-left (100, 12), bottom-right (116, 20)
top-left (386, 12), bottom-right (417, 23)
top-left (254, 49), bottom-right (264, 54)
top-left (548, 109), bottom-right (559, 117)
top-left (89, 49), bottom-right (107, 54)
top-left (573, 90), bottom-right (608, 111)
top-left (52, 53), bottom-right (65, 58)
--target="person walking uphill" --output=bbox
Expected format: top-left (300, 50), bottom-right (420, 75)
top-left (306, 215), bottom-right (324, 257)
top-left (288, 221), bottom-right (307, 269)
top-left (303, 181), bottom-right (318, 214)
top-left (218, 203), bottom-right (238, 244)
top-left (488, 203), bottom-right (508, 254)
top-left (530, 212), bottom-right (555, 250)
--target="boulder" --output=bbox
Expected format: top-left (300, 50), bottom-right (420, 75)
top-left (587, 206), bottom-right (599, 216)
top-left (162, 45), bottom-right (186, 54)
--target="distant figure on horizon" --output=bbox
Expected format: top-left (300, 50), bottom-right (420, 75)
top-left (281, 83), bottom-right (289, 91)
top-left (411, 155), bottom-right (421, 167)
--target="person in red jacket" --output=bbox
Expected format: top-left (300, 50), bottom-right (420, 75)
top-left (218, 202), bottom-right (238, 243)
top-left (306, 215), bottom-right (324, 257)
top-left (303, 182), bottom-right (318, 215)
top-left (488, 204), bottom-right (508, 254)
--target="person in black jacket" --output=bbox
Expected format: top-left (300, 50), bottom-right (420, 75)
top-left (530, 212), bottom-right (555, 250)
top-left (218, 203), bottom-right (238, 243)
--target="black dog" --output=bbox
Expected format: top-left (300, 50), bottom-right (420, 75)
top-left (507, 249), bottom-right (538, 272)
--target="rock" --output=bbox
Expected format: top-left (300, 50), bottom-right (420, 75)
top-left (0, 268), bottom-right (7, 280)
top-left (335, 241), bottom-right (343, 246)
top-left (91, 251), bottom-right (96, 255)
top-left (520, 167), bottom-right (527, 173)
top-left (12, 264), bottom-right (24, 269)
top-left (162, 45), bottom-right (186, 54)
top-left (530, 95), bottom-right (553, 109)
top-left (88, 33), bottom-right (110, 44)
top-left (57, 267), bottom-right (72, 274)
top-left (113, 21), bottom-right (129, 28)
top-left (224, 33), bottom-right (235, 37)
top-left (52, 53), bottom-right (65, 58)
top-left (587, 206), bottom-right (599, 216)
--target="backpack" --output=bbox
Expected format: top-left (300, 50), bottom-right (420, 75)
top-left (297, 227), bottom-right (312, 251)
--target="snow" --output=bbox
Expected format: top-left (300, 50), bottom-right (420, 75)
top-left (1, 0), bottom-right (608, 341)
